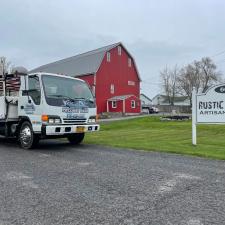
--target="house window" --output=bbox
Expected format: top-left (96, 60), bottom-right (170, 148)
top-left (131, 100), bottom-right (136, 108)
top-left (118, 46), bottom-right (121, 55)
top-left (112, 101), bottom-right (117, 108)
top-left (128, 58), bottom-right (132, 67)
top-left (110, 84), bottom-right (114, 94)
top-left (107, 52), bottom-right (111, 62)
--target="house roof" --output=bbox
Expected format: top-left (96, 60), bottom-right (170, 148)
top-left (140, 93), bottom-right (152, 101)
top-left (30, 42), bottom-right (141, 80)
top-left (108, 95), bottom-right (133, 101)
top-left (162, 96), bottom-right (189, 103)
top-left (152, 94), bottom-right (189, 103)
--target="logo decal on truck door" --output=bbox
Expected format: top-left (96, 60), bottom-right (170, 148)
top-left (24, 104), bottom-right (35, 114)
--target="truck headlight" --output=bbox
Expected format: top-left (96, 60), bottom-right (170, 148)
top-left (42, 115), bottom-right (62, 124)
top-left (88, 116), bottom-right (96, 123)
top-left (88, 119), bottom-right (95, 123)
top-left (48, 118), bottom-right (54, 124)
top-left (54, 118), bottom-right (61, 124)
top-left (48, 117), bottom-right (61, 124)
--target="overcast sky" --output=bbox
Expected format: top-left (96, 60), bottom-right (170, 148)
top-left (1, 0), bottom-right (225, 98)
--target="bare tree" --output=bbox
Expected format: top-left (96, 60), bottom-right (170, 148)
top-left (0, 57), bottom-right (12, 76)
top-left (177, 62), bottom-right (201, 103)
top-left (160, 65), bottom-right (179, 105)
top-left (160, 66), bottom-right (170, 102)
top-left (199, 57), bottom-right (222, 92)
top-left (177, 57), bottom-right (221, 105)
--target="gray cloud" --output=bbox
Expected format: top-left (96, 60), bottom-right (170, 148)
top-left (1, 0), bottom-right (225, 98)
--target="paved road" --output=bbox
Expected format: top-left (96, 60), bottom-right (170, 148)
top-left (0, 139), bottom-right (225, 225)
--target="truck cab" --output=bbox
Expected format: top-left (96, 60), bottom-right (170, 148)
top-left (0, 68), bottom-right (100, 149)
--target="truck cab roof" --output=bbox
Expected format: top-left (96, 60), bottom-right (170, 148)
top-left (28, 72), bottom-right (85, 83)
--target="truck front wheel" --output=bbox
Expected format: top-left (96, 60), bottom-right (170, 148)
top-left (19, 121), bottom-right (39, 149)
top-left (67, 133), bottom-right (85, 145)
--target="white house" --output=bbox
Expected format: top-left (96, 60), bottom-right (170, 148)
top-left (140, 93), bottom-right (152, 106)
top-left (152, 94), bottom-right (190, 106)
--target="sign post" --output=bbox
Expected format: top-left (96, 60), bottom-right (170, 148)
top-left (192, 83), bottom-right (225, 146)
top-left (192, 88), bottom-right (197, 145)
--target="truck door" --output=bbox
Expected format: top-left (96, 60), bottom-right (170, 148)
top-left (19, 75), bottom-right (42, 133)
top-left (0, 81), bottom-right (5, 119)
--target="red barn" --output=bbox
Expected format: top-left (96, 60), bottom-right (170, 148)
top-left (30, 42), bottom-right (141, 115)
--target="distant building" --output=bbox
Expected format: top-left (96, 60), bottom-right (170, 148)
top-left (140, 93), bottom-right (152, 106)
top-left (152, 94), bottom-right (190, 106)
top-left (30, 42), bottom-right (141, 114)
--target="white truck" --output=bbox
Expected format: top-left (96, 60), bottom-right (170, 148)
top-left (0, 67), bottom-right (100, 149)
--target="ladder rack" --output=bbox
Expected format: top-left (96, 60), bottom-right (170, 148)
top-left (0, 74), bottom-right (21, 95)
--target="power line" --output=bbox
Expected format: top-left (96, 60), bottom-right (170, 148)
top-left (215, 59), bottom-right (225, 64)
top-left (141, 80), bottom-right (162, 85)
top-left (211, 50), bottom-right (225, 58)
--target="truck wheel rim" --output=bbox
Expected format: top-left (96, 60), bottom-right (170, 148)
top-left (20, 126), bottom-right (31, 145)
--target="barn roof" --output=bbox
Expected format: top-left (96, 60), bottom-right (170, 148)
top-left (30, 42), bottom-right (141, 80)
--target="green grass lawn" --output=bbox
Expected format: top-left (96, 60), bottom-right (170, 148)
top-left (85, 116), bottom-right (225, 160)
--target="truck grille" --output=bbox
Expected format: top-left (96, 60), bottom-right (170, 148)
top-left (63, 118), bottom-right (87, 124)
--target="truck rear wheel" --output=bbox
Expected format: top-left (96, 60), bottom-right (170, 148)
top-left (67, 133), bottom-right (85, 145)
top-left (19, 121), bottom-right (39, 149)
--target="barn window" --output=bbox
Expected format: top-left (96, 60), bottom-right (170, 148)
top-left (128, 58), bottom-right (132, 67)
top-left (118, 46), bottom-right (121, 55)
top-left (107, 52), bottom-right (111, 62)
top-left (110, 84), bottom-right (114, 94)
top-left (112, 101), bottom-right (117, 108)
top-left (92, 85), bottom-right (95, 96)
top-left (131, 100), bottom-right (136, 108)
top-left (128, 81), bottom-right (135, 86)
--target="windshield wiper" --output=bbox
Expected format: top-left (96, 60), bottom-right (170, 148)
top-left (86, 98), bottom-right (95, 103)
top-left (71, 97), bottom-right (94, 103)
top-left (48, 94), bottom-right (75, 102)
top-left (72, 97), bottom-right (85, 100)
top-left (48, 95), bottom-right (94, 103)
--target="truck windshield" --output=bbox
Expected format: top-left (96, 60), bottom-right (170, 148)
top-left (42, 75), bottom-right (95, 107)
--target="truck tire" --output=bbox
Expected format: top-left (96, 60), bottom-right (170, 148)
top-left (19, 121), bottom-right (39, 149)
top-left (67, 133), bottom-right (85, 145)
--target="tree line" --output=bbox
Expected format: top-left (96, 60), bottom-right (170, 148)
top-left (160, 57), bottom-right (222, 105)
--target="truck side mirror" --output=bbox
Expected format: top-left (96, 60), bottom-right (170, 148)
top-left (22, 90), bottom-right (29, 96)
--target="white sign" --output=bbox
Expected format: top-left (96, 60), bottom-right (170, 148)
top-left (192, 83), bottom-right (225, 145)
top-left (196, 84), bottom-right (225, 123)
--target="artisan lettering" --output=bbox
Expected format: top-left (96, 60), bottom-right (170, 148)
top-left (200, 110), bottom-right (225, 115)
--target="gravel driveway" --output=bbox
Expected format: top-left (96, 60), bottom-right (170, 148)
top-left (0, 138), bottom-right (225, 225)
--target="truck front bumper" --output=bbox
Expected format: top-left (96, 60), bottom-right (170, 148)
top-left (42, 124), bottom-right (100, 136)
